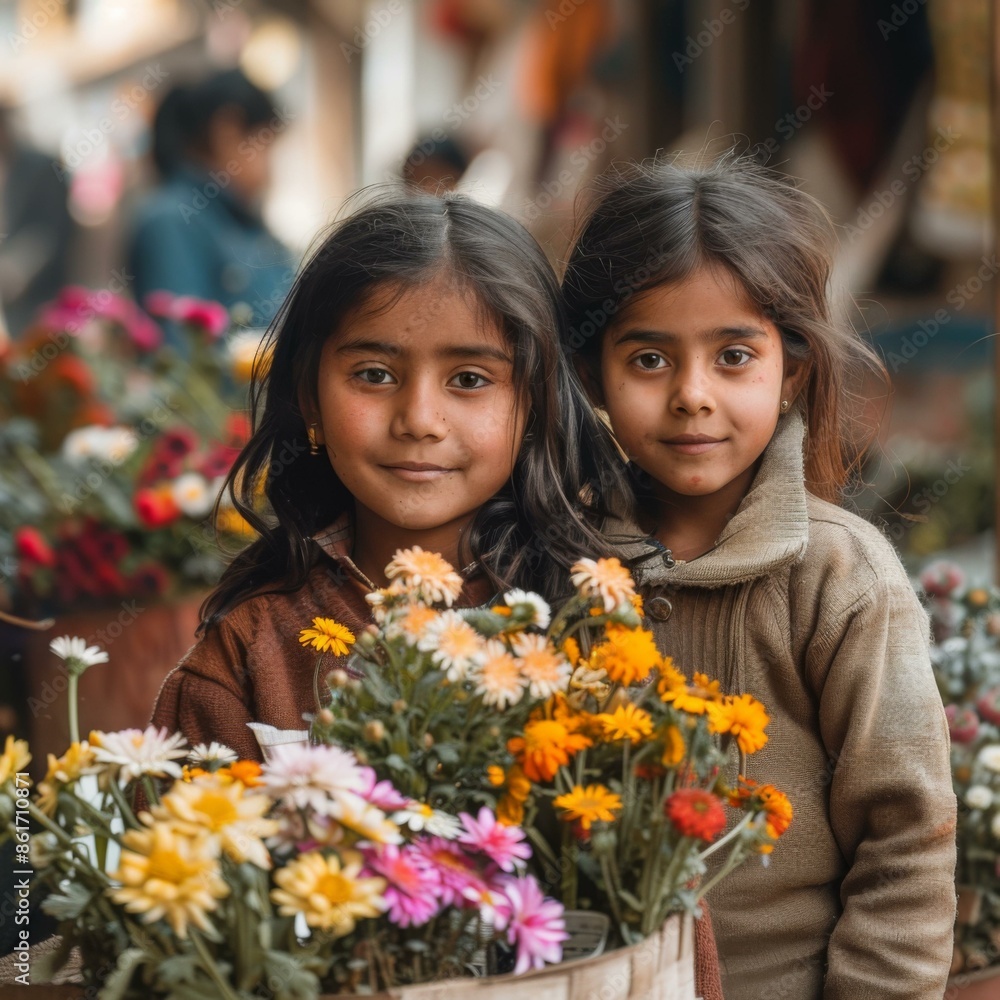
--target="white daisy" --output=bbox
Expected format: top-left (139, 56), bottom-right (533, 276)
top-left (171, 472), bottom-right (215, 518)
top-left (978, 746), bottom-right (1000, 774)
top-left (416, 609), bottom-right (483, 682)
top-left (392, 800), bottom-right (462, 839)
top-left (570, 557), bottom-right (636, 613)
top-left (261, 743), bottom-right (367, 814)
top-left (512, 633), bottom-right (572, 700)
top-left (966, 785), bottom-right (993, 810)
top-left (188, 742), bottom-right (238, 766)
top-left (470, 640), bottom-right (525, 709)
top-left (385, 547), bottom-right (464, 606)
top-left (503, 590), bottom-right (551, 629)
top-left (49, 635), bottom-right (109, 669)
top-left (91, 726), bottom-right (188, 783)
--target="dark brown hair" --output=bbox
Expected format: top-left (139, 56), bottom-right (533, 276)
top-left (560, 151), bottom-right (888, 504)
top-left (201, 189), bottom-right (627, 628)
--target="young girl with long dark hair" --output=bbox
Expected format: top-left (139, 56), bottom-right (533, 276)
top-left (151, 191), bottom-right (625, 762)
top-left (561, 154), bottom-right (956, 1000)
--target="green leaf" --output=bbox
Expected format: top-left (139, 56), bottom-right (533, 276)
top-left (40, 882), bottom-right (93, 920)
top-left (154, 953), bottom-right (200, 986)
top-left (99, 948), bottom-right (147, 1000)
top-left (263, 950), bottom-right (322, 1000)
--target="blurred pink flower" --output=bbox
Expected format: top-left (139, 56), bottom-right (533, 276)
top-left (358, 766), bottom-right (408, 812)
top-left (362, 843), bottom-right (441, 927)
top-left (144, 291), bottom-right (177, 317)
top-left (174, 296), bottom-right (230, 339)
top-left (977, 687), bottom-right (1000, 727)
top-left (945, 704), bottom-right (980, 744)
top-left (457, 807), bottom-right (531, 872)
top-left (920, 561), bottom-right (965, 599)
top-left (411, 836), bottom-right (483, 908)
top-left (500, 875), bottom-right (567, 974)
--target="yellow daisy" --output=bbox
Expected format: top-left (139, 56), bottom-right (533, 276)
top-left (591, 624), bottom-right (660, 687)
top-left (271, 851), bottom-right (386, 935)
top-left (508, 719), bottom-right (591, 782)
top-left (597, 703), bottom-right (654, 744)
top-left (570, 557), bottom-right (636, 612)
top-left (155, 776), bottom-right (278, 869)
top-left (299, 618), bottom-right (356, 657)
top-left (707, 694), bottom-right (770, 755)
top-left (0, 735), bottom-right (30, 786)
top-left (553, 784), bottom-right (622, 830)
top-left (658, 665), bottom-right (722, 715)
top-left (385, 547), bottom-right (464, 606)
top-left (111, 823), bottom-right (229, 938)
top-left (37, 741), bottom-right (98, 816)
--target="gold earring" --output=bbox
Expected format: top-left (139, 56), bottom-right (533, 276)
top-left (307, 423), bottom-right (320, 455)
top-left (780, 399), bottom-right (790, 413)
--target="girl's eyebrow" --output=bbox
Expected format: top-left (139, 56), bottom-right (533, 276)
top-left (336, 338), bottom-right (513, 364)
top-left (613, 325), bottom-right (769, 346)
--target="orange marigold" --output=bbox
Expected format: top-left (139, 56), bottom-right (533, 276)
top-left (591, 624), bottom-right (660, 686)
top-left (707, 694), bottom-right (770, 754)
top-left (507, 719), bottom-right (591, 783)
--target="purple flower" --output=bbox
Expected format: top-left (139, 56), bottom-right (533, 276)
top-left (457, 806), bottom-right (532, 872)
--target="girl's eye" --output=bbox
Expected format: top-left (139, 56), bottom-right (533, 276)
top-left (719, 349), bottom-right (752, 367)
top-left (633, 353), bottom-right (666, 371)
top-left (357, 367), bottom-right (394, 384)
top-left (450, 371), bottom-right (490, 389)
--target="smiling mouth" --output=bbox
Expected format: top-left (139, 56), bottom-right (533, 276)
top-left (381, 463), bottom-right (457, 481)
top-left (661, 435), bottom-right (725, 455)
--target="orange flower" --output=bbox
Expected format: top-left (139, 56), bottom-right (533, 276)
top-left (497, 794), bottom-right (524, 826)
top-left (656, 660), bottom-right (688, 701)
top-left (591, 624), bottom-right (660, 686)
top-left (707, 694), bottom-right (769, 754)
top-left (662, 670), bottom-right (723, 715)
top-left (507, 719), bottom-right (591, 783)
top-left (660, 724), bottom-right (686, 766)
top-left (219, 760), bottom-right (263, 787)
top-left (553, 784), bottom-right (622, 830)
top-left (597, 703), bottom-right (654, 744)
top-left (506, 764), bottom-right (532, 802)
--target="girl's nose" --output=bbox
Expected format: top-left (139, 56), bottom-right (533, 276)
top-left (669, 366), bottom-right (716, 416)
top-left (390, 378), bottom-right (449, 440)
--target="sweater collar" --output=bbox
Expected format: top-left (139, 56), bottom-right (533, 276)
top-left (610, 409), bottom-right (810, 589)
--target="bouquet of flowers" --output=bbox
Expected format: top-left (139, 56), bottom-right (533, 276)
top-left (309, 550), bottom-right (791, 948)
top-left (1, 641), bottom-right (568, 997)
top-left (921, 561), bottom-right (1000, 974)
top-left (0, 287), bottom-right (265, 614)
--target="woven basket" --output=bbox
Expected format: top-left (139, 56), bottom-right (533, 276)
top-left (0, 914), bottom-right (695, 1000)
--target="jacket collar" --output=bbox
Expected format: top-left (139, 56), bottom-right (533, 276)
top-left (610, 409), bottom-right (810, 589)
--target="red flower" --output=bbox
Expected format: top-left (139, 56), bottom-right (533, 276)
top-left (978, 688), bottom-right (1000, 727)
top-left (156, 428), bottom-right (197, 459)
top-left (135, 487), bottom-right (181, 528)
top-left (127, 310), bottom-right (163, 351)
top-left (225, 412), bottom-right (251, 445)
top-left (50, 355), bottom-right (95, 396)
top-left (144, 290), bottom-right (177, 317)
top-left (946, 704), bottom-right (980, 744)
top-left (664, 789), bottom-right (726, 842)
top-left (199, 444), bottom-right (239, 480)
top-left (14, 527), bottom-right (55, 567)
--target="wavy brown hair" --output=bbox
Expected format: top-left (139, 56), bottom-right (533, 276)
top-left (560, 151), bottom-right (888, 504)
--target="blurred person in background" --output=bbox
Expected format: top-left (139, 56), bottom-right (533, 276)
top-left (401, 135), bottom-right (470, 193)
top-left (0, 104), bottom-right (75, 339)
top-left (127, 69), bottom-right (295, 332)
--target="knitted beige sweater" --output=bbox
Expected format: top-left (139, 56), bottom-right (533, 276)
top-left (611, 410), bottom-right (957, 1000)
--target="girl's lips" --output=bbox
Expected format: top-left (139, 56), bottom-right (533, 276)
top-left (660, 439), bottom-right (724, 456)
top-left (381, 465), bottom-right (456, 482)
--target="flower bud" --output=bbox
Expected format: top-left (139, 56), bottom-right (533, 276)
top-left (363, 720), bottom-right (386, 742)
top-left (316, 708), bottom-right (335, 726)
top-left (422, 733), bottom-right (435, 749)
top-left (391, 699), bottom-right (407, 714)
top-left (326, 669), bottom-right (350, 689)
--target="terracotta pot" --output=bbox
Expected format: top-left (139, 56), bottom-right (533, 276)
top-left (23, 594), bottom-right (203, 777)
top-left (0, 914), bottom-right (696, 999)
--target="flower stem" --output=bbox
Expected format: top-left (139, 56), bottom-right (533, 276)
top-left (67, 673), bottom-right (80, 746)
top-left (190, 927), bottom-right (242, 1000)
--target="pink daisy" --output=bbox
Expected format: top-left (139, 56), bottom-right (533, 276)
top-left (457, 807), bottom-right (532, 873)
top-left (500, 875), bottom-right (568, 974)
top-left (358, 766), bottom-right (409, 812)
top-left (362, 843), bottom-right (440, 927)
top-left (412, 836), bottom-right (484, 908)
top-left (462, 880), bottom-right (513, 930)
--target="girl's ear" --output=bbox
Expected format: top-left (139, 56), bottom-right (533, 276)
top-left (297, 391), bottom-right (323, 444)
top-left (780, 354), bottom-right (812, 410)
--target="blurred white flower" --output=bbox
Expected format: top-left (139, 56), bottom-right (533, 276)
top-left (503, 589), bottom-right (551, 629)
top-left (966, 785), bottom-right (993, 810)
top-left (978, 746), bottom-right (1000, 774)
top-left (49, 635), bottom-right (109, 669)
top-left (188, 742), bottom-right (238, 766)
top-left (171, 472), bottom-right (214, 518)
top-left (91, 726), bottom-right (188, 783)
top-left (61, 425), bottom-right (137, 466)
top-left (393, 800), bottom-right (462, 839)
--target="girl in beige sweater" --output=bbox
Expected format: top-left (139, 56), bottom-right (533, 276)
top-left (560, 154), bottom-right (957, 1000)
